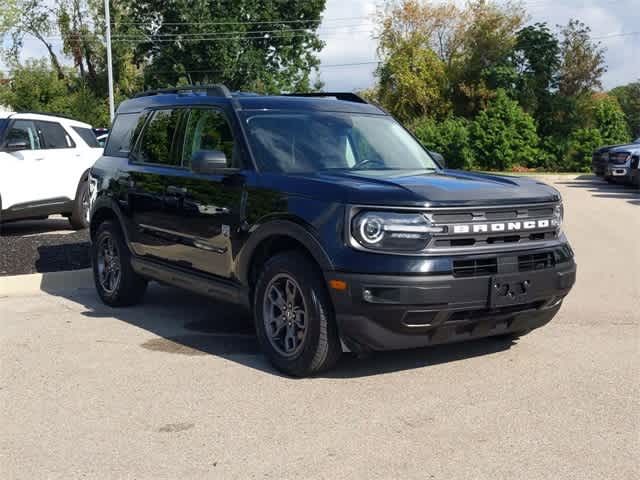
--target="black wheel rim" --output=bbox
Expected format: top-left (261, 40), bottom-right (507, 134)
top-left (81, 188), bottom-right (90, 223)
top-left (97, 234), bottom-right (121, 294)
top-left (262, 273), bottom-right (308, 357)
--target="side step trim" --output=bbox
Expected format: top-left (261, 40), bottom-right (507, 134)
top-left (131, 257), bottom-right (250, 309)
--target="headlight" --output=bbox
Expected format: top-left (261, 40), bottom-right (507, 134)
top-left (551, 203), bottom-right (564, 234)
top-left (350, 211), bottom-right (443, 252)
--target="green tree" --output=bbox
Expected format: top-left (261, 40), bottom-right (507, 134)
top-left (128, 0), bottom-right (326, 92)
top-left (469, 89), bottom-right (540, 170)
top-left (411, 116), bottom-right (474, 169)
top-left (558, 19), bottom-right (606, 97)
top-left (513, 23), bottom-right (561, 135)
top-left (610, 81), bottom-right (640, 138)
top-left (564, 128), bottom-right (602, 172)
top-left (0, 0), bottom-right (65, 79)
top-left (376, 35), bottom-right (450, 123)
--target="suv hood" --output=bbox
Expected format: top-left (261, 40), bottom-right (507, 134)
top-left (306, 169), bottom-right (561, 207)
top-left (594, 141), bottom-right (640, 154)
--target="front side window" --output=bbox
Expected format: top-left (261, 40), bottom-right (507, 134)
top-left (37, 121), bottom-right (75, 149)
top-left (133, 109), bottom-right (182, 166)
top-left (242, 112), bottom-right (438, 173)
top-left (182, 108), bottom-right (237, 168)
top-left (4, 120), bottom-right (41, 150)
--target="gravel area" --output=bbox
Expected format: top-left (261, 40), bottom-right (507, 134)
top-left (0, 217), bottom-right (90, 276)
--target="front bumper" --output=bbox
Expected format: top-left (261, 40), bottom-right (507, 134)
top-left (328, 254), bottom-right (576, 352)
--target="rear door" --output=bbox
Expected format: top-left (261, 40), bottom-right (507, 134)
top-left (36, 120), bottom-right (80, 201)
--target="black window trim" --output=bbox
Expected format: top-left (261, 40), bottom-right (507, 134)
top-left (36, 120), bottom-right (76, 149)
top-left (71, 125), bottom-right (100, 148)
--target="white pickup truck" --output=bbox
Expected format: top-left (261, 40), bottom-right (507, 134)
top-left (0, 112), bottom-right (103, 229)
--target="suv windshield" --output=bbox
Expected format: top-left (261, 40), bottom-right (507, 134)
top-left (242, 112), bottom-right (439, 173)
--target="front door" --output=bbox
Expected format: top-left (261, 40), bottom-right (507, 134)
top-left (0, 119), bottom-right (48, 210)
top-left (128, 106), bottom-right (246, 279)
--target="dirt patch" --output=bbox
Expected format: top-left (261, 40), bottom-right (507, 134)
top-left (158, 422), bottom-right (195, 433)
top-left (141, 334), bottom-right (260, 356)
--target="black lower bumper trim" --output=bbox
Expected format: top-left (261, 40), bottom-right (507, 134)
top-left (328, 259), bottom-right (576, 351)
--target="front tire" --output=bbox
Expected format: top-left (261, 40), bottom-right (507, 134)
top-left (254, 252), bottom-right (341, 377)
top-left (92, 221), bottom-right (147, 306)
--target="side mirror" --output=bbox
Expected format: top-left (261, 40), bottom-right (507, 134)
top-left (191, 149), bottom-right (228, 174)
top-left (5, 140), bottom-right (29, 152)
top-left (429, 150), bottom-right (446, 168)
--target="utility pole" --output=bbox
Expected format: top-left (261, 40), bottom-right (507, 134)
top-left (104, 0), bottom-right (115, 123)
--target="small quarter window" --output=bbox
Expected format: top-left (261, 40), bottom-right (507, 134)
top-left (72, 126), bottom-right (100, 148)
top-left (104, 112), bottom-right (147, 157)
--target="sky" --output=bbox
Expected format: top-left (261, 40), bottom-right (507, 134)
top-left (3, 0), bottom-right (639, 92)
top-left (317, 0), bottom-right (640, 91)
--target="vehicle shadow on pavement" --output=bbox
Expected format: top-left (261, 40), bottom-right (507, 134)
top-left (555, 177), bottom-right (639, 206)
top-left (41, 281), bottom-right (516, 379)
top-left (0, 217), bottom-right (76, 236)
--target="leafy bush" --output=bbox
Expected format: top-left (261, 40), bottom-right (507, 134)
top-left (411, 116), bottom-right (474, 169)
top-left (469, 89), bottom-right (541, 170)
top-left (563, 128), bottom-right (603, 172)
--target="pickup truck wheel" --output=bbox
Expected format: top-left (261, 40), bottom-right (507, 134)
top-left (69, 180), bottom-right (90, 230)
top-left (254, 252), bottom-right (341, 377)
top-left (92, 221), bottom-right (147, 306)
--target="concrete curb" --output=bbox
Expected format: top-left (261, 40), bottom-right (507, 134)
top-left (0, 269), bottom-right (93, 297)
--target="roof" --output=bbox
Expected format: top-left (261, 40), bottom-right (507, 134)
top-left (0, 111), bottom-right (93, 128)
top-left (116, 90), bottom-right (386, 116)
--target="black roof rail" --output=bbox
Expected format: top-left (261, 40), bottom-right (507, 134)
top-left (283, 92), bottom-right (369, 104)
top-left (133, 84), bottom-right (232, 99)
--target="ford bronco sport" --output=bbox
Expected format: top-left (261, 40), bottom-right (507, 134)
top-left (89, 85), bottom-right (577, 376)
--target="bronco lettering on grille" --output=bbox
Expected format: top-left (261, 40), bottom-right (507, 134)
top-left (451, 219), bottom-right (551, 234)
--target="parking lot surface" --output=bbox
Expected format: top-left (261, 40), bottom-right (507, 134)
top-left (1, 177), bottom-right (638, 479)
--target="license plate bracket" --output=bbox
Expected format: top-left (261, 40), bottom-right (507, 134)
top-left (490, 274), bottom-right (533, 308)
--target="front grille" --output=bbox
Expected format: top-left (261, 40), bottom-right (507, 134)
top-left (453, 258), bottom-right (498, 277)
top-left (518, 252), bottom-right (555, 272)
top-left (423, 202), bottom-right (560, 254)
top-left (448, 300), bottom-right (546, 323)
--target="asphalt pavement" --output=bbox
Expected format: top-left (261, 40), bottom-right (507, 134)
top-left (0, 176), bottom-right (638, 479)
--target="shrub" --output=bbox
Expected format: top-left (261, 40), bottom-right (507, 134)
top-left (469, 89), bottom-right (541, 170)
top-left (564, 128), bottom-right (603, 172)
top-left (411, 116), bottom-right (474, 170)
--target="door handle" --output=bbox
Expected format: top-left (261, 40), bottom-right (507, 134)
top-left (34, 157), bottom-right (44, 161)
top-left (167, 185), bottom-right (188, 195)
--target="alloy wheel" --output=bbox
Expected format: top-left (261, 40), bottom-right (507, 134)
top-left (262, 273), bottom-right (308, 357)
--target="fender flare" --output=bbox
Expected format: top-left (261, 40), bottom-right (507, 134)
top-left (236, 219), bottom-right (334, 286)
top-left (89, 194), bottom-right (132, 245)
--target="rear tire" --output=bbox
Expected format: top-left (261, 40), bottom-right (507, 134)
top-left (69, 180), bottom-right (90, 230)
top-left (254, 251), bottom-right (341, 377)
top-left (92, 221), bottom-right (147, 307)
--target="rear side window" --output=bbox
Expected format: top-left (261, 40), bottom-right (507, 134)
top-left (104, 112), bottom-right (147, 157)
top-left (37, 121), bottom-right (75, 149)
top-left (133, 109), bottom-right (182, 166)
top-left (4, 120), bottom-right (41, 150)
top-left (72, 126), bottom-right (100, 148)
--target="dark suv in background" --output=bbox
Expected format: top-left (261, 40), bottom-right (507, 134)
top-left (89, 85), bottom-right (576, 376)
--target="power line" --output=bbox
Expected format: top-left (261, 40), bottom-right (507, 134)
top-left (111, 16), bottom-right (372, 27)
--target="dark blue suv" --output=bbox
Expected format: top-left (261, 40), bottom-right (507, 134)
top-left (89, 85), bottom-right (576, 376)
